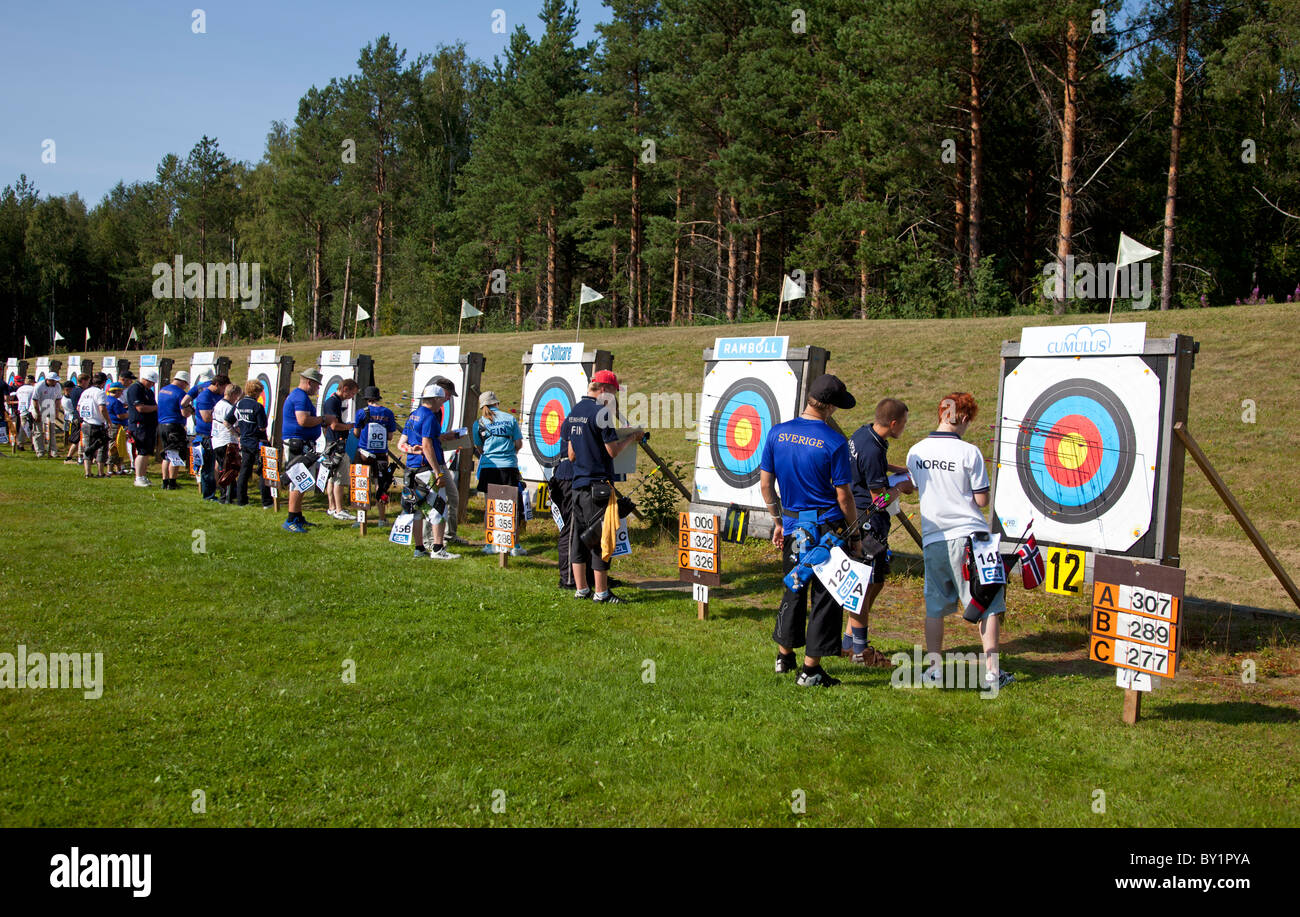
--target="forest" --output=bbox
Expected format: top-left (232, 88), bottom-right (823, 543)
top-left (2, 0), bottom-right (1297, 352)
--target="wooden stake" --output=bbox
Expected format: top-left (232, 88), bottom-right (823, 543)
top-left (358, 509), bottom-right (367, 536)
top-left (1174, 422), bottom-right (1300, 612)
top-left (1122, 688), bottom-right (1142, 724)
top-left (697, 599), bottom-right (708, 620)
top-left (499, 549), bottom-right (508, 568)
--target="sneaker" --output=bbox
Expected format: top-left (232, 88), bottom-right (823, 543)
top-left (330, 509), bottom-right (352, 520)
top-left (509, 545), bottom-right (529, 557)
top-left (281, 520), bottom-right (308, 533)
top-left (592, 591), bottom-right (626, 605)
top-left (796, 668), bottom-right (841, 687)
top-left (573, 589), bottom-right (593, 601)
top-left (775, 653), bottom-right (798, 674)
top-left (446, 534), bottom-right (469, 546)
top-left (412, 547), bottom-right (430, 559)
top-left (428, 548), bottom-right (460, 560)
top-left (300, 519), bottom-right (319, 527)
top-left (134, 477), bottom-right (151, 487)
top-left (921, 665), bottom-right (944, 687)
top-left (481, 544), bottom-right (496, 554)
top-left (983, 670), bottom-right (1015, 690)
top-left (851, 645), bottom-right (894, 668)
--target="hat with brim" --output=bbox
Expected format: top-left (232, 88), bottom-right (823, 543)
top-left (478, 391), bottom-right (500, 408)
top-left (300, 368), bottom-right (323, 383)
top-left (362, 385), bottom-right (381, 402)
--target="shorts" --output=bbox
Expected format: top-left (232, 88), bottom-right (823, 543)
top-left (569, 484), bottom-right (611, 572)
top-left (476, 466), bottom-right (522, 493)
top-left (774, 520), bottom-right (847, 657)
top-left (129, 424), bottom-right (157, 454)
top-left (67, 418), bottom-right (82, 441)
top-left (159, 423), bottom-right (187, 452)
top-left (923, 538), bottom-right (1006, 620)
top-left (81, 423), bottom-right (109, 462)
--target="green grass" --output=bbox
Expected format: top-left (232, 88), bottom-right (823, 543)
top-left (1, 457), bottom-right (1297, 827)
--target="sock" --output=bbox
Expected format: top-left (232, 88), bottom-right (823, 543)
top-left (851, 626), bottom-right (868, 654)
top-left (802, 663), bottom-right (821, 675)
top-left (595, 591), bottom-right (610, 600)
top-left (432, 543), bottom-right (443, 552)
top-left (841, 632), bottom-right (853, 652)
top-left (575, 588), bottom-right (592, 597)
top-left (778, 651), bottom-right (796, 665)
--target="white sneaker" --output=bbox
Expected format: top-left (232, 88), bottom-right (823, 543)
top-left (446, 534), bottom-right (469, 546)
top-left (921, 665), bottom-right (944, 687)
top-left (509, 545), bottom-right (529, 557)
top-left (330, 509), bottom-right (353, 520)
top-left (480, 544), bottom-right (496, 554)
top-left (428, 548), bottom-right (460, 560)
top-left (134, 477), bottom-right (151, 487)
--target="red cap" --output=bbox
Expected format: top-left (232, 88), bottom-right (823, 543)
top-left (592, 369), bottom-right (619, 387)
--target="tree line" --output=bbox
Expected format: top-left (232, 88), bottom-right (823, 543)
top-left (2, 0), bottom-right (1297, 354)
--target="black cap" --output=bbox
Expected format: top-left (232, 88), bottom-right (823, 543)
top-left (808, 374), bottom-right (856, 410)
top-left (362, 385), bottom-right (382, 402)
top-left (432, 375), bottom-right (458, 397)
top-left (120, 370), bottom-right (136, 380)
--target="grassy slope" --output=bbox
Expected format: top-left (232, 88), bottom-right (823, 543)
top-left (61, 303), bottom-right (1300, 608)
top-left (0, 458), bottom-right (1296, 827)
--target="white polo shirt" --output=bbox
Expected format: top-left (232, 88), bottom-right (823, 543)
top-left (33, 379), bottom-right (61, 417)
top-left (78, 386), bottom-right (108, 426)
top-left (15, 384), bottom-right (34, 415)
top-left (906, 431), bottom-right (991, 547)
top-left (211, 399), bottom-right (235, 448)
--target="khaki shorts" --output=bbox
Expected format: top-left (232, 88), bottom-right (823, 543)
top-left (923, 537), bottom-right (1006, 620)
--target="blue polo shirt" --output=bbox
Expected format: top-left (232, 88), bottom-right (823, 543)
top-left (402, 404), bottom-right (443, 470)
top-left (156, 383), bottom-right (186, 425)
top-left (472, 407), bottom-right (522, 470)
top-left (234, 396), bottom-right (268, 449)
top-left (564, 395), bottom-right (618, 488)
top-left (759, 416), bottom-right (852, 524)
top-left (193, 386), bottom-right (221, 436)
top-left (281, 387), bottom-right (315, 442)
top-left (105, 394), bottom-right (128, 426)
top-left (354, 404), bottom-right (398, 453)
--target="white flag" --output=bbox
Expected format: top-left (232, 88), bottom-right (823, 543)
top-left (781, 274), bottom-right (806, 302)
top-left (1115, 232), bottom-right (1160, 269)
top-left (281, 311), bottom-right (294, 328)
top-left (128, 327), bottom-right (138, 342)
top-left (355, 305), bottom-right (370, 323)
top-left (219, 319), bottom-right (227, 335)
top-left (23, 335), bottom-right (29, 347)
top-left (460, 299), bottom-right (482, 319)
top-left (53, 329), bottom-right (64, 342)
top-left (84, 327), bottom-right (90, 344)
top-left (163, 322), bottom-right (171, 337)
top-left (579, 284), bottom-right (604, 305)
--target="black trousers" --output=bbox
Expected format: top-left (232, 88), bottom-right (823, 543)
top-left (236, 443), bottom-right (272, 507)
top-left (774, 524), bottom-right (847, 659)
top-left (552, 476), bottom-right (574, 587)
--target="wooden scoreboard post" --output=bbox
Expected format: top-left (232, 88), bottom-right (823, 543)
top-left (351, 463), bottom-right (371, 535)
top-left (486, 483), bottom-right (517, 567)
top-left (679, 510), bottom-right (722, 619)
top-left (260, 445), bottom-right (280, 511)
top-left (1087, 555), bottom-right (1185, 724)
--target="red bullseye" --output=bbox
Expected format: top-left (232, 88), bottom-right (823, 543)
top-left (1045, 414), bottom-right (1102, 486)
top-left (540, 398), bottom-right (564, 445)
top-left (725, 405), bottom-right (761, 461)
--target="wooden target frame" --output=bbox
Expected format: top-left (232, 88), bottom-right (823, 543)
top-left (992, 333), bottom-right (1196, 566)
top-left (410, 345), bottom-right (486, 519)
top-left (691, 339), bottom-right (829, 539)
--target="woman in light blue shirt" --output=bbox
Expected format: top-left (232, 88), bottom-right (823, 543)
top-left (472, 391), bottom-right (527, 555)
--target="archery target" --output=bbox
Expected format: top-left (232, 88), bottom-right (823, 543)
top-left (4, 359), bottom-right (17, 386)
top-left (693, 359), bottom-right (801, 510)
top-left (67, 356), bottom-right (82, 386)
top-left (34, 358), bottom-right (50, 385)
top-left (411, 346), bottom-right (467, 437)
top-left (519, 350), bottom-right (590, 482)
top-left (99, 357), bottom-right (118, 386)
top-left (316, 349), bottom-right (356, 450)
top-left (994, 356), bottom-right (1159, 553)
top-left (247, 349), bottom-right (280, 437)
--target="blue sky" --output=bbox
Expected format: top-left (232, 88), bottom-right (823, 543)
top-left (1, 0), bottom-right (607, 206)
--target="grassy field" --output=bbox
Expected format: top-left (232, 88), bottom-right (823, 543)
top-left (37, 302), bottom-right (1300, 609)
top-left (1, 437), bottom-right (1298, 826)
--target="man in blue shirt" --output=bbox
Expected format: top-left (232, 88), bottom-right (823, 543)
top-left (842, 397), bottom-right (915, 667)
top-left (123, 369), bottom-right (158, 487)
top-left (190, 374), bottom-right (228, 501)
top-left (156, 370), bottom-right (190, 491)
top-left (758, 373), bottom-right (860, 687)
top-left (104, 381), bottom-right (129, 474)
top-left (233, 380), bottom-right (273, 508)
top-left (398, 383), bottom-right (458, 560)
top-left (564, 370), bottom-right (642, 604)
top-left (353, 385), bottom-right (398, 522)
top-left (280, 368), bottom-right (332, 532)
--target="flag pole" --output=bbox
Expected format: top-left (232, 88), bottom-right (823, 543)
top-left (457, 313), bottom-right (463, 349)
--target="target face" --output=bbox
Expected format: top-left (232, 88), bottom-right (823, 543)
top-left (693, 358), bottom-right (802, 510)
top-left (709, 379), bottom-right (780, 489)
top-left (5, 360), bottom-right (18, 386)
top-left (527, 378), bottom-right (576, 470)
top-left (995, 356), bottom-right (1159, 553)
